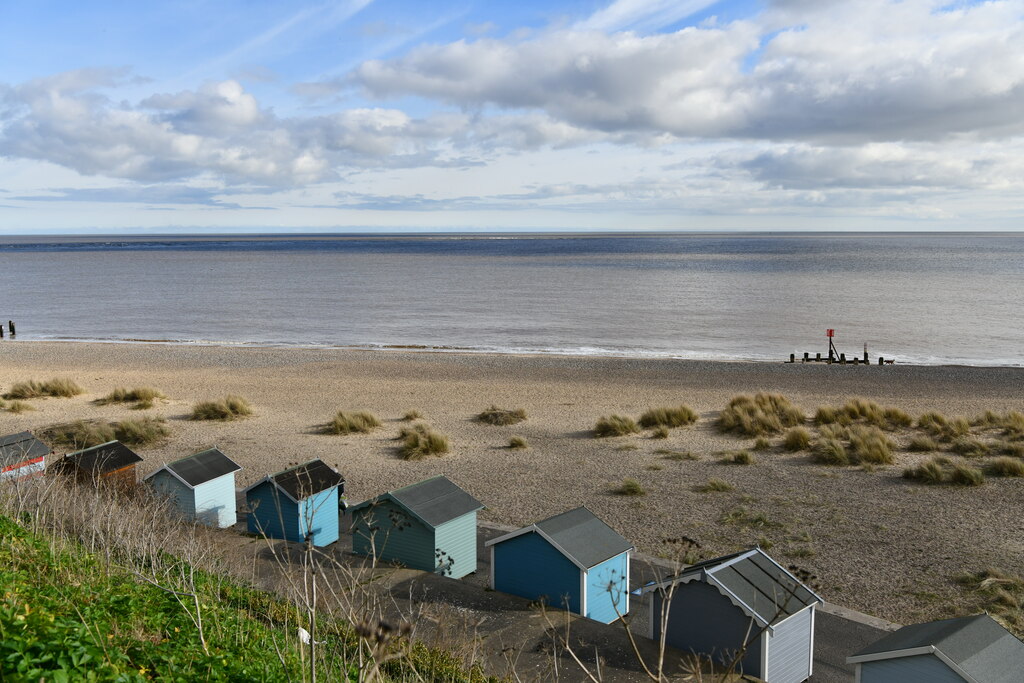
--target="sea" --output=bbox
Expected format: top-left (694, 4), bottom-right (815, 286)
top-left (0, 232), bottom-right (1021, 367)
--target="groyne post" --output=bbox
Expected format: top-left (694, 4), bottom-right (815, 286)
top-left (790, 353), bottom-right (795, 363)
top-left (878, 357), bottom-right (884, 365)
top-left (840, 353), bottom-right (846, 364)
top-left (7, 321), bottom-right (14, 336)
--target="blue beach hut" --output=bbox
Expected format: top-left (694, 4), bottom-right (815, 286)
top-left (243, 459), bottom-right (344, 547)
top-left (350, 475), bottom-right (484, 578)
top-left (485, 506), bottom-right (633, 624)
top-left (144, 447), bottom-right (242, 528)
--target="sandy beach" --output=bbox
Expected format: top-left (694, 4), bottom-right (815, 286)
top-left (2, 341), bottom-right (1022, 627)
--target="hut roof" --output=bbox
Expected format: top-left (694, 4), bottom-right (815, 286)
top-left (351, 475), bottom-right (483, 528)
top-left (641, 548), bottom-right (821, 629)
top-left (848, 614), bottom-right (1024, 682)
top-left (144, 447), bottom-right (241, 489)
top-left (62, 440), bottom-right (143, 475)
top-left (486, 506), bottom-right (633, 570)
top-left (0, 431), bottom-right (51, 468)
top-left (244, 459), bottom-right (343, 503)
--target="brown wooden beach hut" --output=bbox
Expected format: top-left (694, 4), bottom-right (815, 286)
top-left (55, 440), bottom-right (144, 489)
top-left (0, 431), bottom-right (52, 482)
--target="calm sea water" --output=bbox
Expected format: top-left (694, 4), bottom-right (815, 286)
top-left (0, 233), bottom-right (1021, 366)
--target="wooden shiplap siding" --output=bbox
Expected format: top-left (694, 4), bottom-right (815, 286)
top-left (765, 605), bottom-right (814, 683)
top-left (352, 499), bottom-right (434, 569)
top-left (434, 510), bottom-right (478, 579)
top-left (585, 552), bottom-right (629, 624)
top-left (298, 487), bottom-right (339, 547)
top-left (0, 457), bottom-right (45, 482)
top-left (247, 483), bottom-right (299, 542)
top-left (653, 581), bottom-right (764, 677)
top-left (859, 654), bottom-right (964, 683)
top-left (148, 470), bottom-right (196, 519)
top-left (192, 473), bottom-right (237, 528)
top-left (492, 531), bottom-right (581, 613)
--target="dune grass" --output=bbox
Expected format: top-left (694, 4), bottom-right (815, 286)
top-left (782, 427), bottom-right (812, 452)
top-left (1001, 442), bottom-right (1024, 458)
top-left (614, 478), bottom-right (646, 496)
top-left (95, 386), bottom-right (166, 409)
top-left (651, 426), bottom-right (670, 439)
top-left (752, 437), bottom-right (771, 451)
top-left (476, 405), bottom-right (527, 426)
top-left (815, 399), bottom-right (910, 430)
top-left (657, 449), bottom-right (699, 461)
top-left (949, 464), bottom-right (985, 486)
top-left (949, 437), bottom-right (990, 458)
top-left (847, 425), bottom-right (895, 465)
top-left (594, 415), bottom-right (640, 438)
top-left (397, 424), bottom-right (449, 460)
top-left (986, 457), bottom-right (1024, 477)
top-left (508, 436), bottom-right (529, 449)
top-left (191, 395), bottom-right (252, 421)
top-left (812, 438), bottom-right (849, 466)
top-left (638, 405), bottom-right (698, 429)
top-left (956, 568), bottom-right (1024, 634)
top-left (917, 412), bottom-right (971, 442)
top-left (908, 435), bottom-right (940, 452)
top-left (903, 457), bottom-right (950, 484)
top-left (4, 378), bottom-right (84, 400)
top-left (716, 393), bottom-right (804, 436)
top-left (41, 417), bottom-right (170, 449)
top-left (724, 450), bottom-right (755, 465)
top-left (4, 400), bottom-right (35, 414)
top-left (695, 478), bottom-right (734, 493)
top-left (325, 411), bottom-right (381, 435)
top-left (402, 410), bottom-right (423, 421)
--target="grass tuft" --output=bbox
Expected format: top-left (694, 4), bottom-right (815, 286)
top-left (508, 436), bottom-right (529, 449)
top-left (949, 464), bottom-right (985, 486)
top-left (950, 437), bottom-right (990, 458)
top-left (4, 378), bottom-right (84, 400)
top-left (594, 415), bottom-right (640, 438)
top-left (476, 405), bottom-right (527, 426)
top-left (847, 425), bottom-right (895, 465)
top-left (717, 393), bottom-right (804, 436)
top-left (325, 411), bottom-right (381, 435)
top-left (614, 478), bottom-right (646, 496)
top-left (638, 405), bottom-right (698, 429)
top-left (96, 386), bottom-right (165, 408)
top-left (986, 457), bottom-right (1024, 477)
top-left (191, 395), bottom-right (252, 421)
top-left (724, 450), bottom-right (755, 465)
top-left (908, 435), bottom-right (939, 452)
top-left (813, 438), bottom-right (849, 466)
top-left (1001, 442), bottom-right (1024, 458)
top-left (42, 417), bottom-right (170, 449)
top-left (903, 457), bottom-right (950, 484)
top-left (695, 478), bottom-right (733, 493)
top-left (402, 410), bottom-right (423, 421)
top-left (5, 400), bottom-right (35, 414)
top-left (651, 426), bottom-right (670, 440)
top-left (753, 437), bottom-right (771, 451)
top-left (782, 427), bottom-right (812, 452)
top-left (398, 424), bottom-right (449, 460)
top-left (657, 449), bottom-right (699, 461)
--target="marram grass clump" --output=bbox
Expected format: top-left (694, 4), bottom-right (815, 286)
top-left (325, 411), bottom-right (381, 435)
top-left (903, 457), bottom-right (949, 484)
top-left (717, 393), bottom-right (804, 436)
top-left (398, 424), bottom-right (449, 460)
top-left (638, 405), bottom-right (698, 429)
top-left (782, 427), bottom-right (812, 452)
top-left (986, 457), bottom-right (1024, 477)
top-left (594, 415), bottom-right (640, 438)
top-left (191, 395), bottom-right (253, 421)
top-left (614, 478), bottom-right (646, 496)
top-left (695, 478), bottom-right (734, 493)
top-left (42, 417), bottom-right (170, 449)
top-left (476, 405), bottom-right (527, 426)
top-left (847, 425), bottom-right (895, 465)
top-left (508, 436), bottom-right (529, 449)
top-left (4, 400), bottom-right (35, 414)
top-left (95, 386), bottom-right (165, 409)
top-left (4, 378), bottom-right (84, 400)
top-left (724, 450), bottom-right (755, 465)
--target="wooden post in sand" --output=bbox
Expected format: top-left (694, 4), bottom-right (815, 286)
top-left (0, 326), bottom-right (4, 339)
top-left (878, 357), bottom-right (885, 365)
top-left (840, 353), bottom-right (846, 364)
top-left (7, 321), bottom-right (14, 336)
top-left (816, 352), bottom-right (821, 361)
top-left (803, 352), bottom-right (809, 363)
top-left (790, 353), bottom-right (795, 363)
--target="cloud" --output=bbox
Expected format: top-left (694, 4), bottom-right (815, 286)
top-left (575, 0), bottom-right (721, 33)
top-left (12, 185), bottom-right (245, 208)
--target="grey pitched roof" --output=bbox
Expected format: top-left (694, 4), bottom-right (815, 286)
top-left (849, 614), bottom-right (1024, 682)
top-left (353, 475), bottom-right (484, 528)
top-left (0, 431), bottom-right (51, 468)
top-left (644, 548), bottom-right (821, 628)
top-left (487, 506), bottom-right (633, 569)
top-left (62, 440), bottom-right (143, 475)
top-left (246, 459), bottom-right (343, 502)
top-left (147, 447), bottom-right (241, 488)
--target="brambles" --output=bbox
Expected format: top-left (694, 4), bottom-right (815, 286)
top-left (638, 405), bottom-right (698, 429)
top-left (191, 395), bottom-right (252, 421)
top-left (594, 415), bottom-right (639, 437)
top-left (695, 479), bottom-right (733, 493)
top-left (96, 387), bottom-right (165, 409)
top-left (398, 424), bottom-right (449, 460)
top-left (614, 478), bottom-right (646, 496)
top-left (325, 411), bottom-right (381, 435)
top-left (717, 393), bottom-right (805, 436)
top-left (4, 378), bottom-right (84, 399)
top-left (476, 405), bottom-right (527, 426)
top-left (508, 436), bottom-right (529, 449)
top-left (986, 457), bottom-right (1024, 477)
top-left (782, 427), bottom-right (812, 452)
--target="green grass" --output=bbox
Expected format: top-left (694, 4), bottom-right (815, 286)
top-left (41, 417), bottom-right (171, 449)
top-left (325, 410), bottom-right (381, 435)
top-left (695, 478), bottom-right (733, 493)
top-left (720, 506), bottom-right (783, 530)
top-left (917, 412), bottom-right (971, 441)
top-left (614, 478), bottom-right (646, 496)
top-left (508, 436), bottom-right (529, 449)
top-left (816, 399), bottom-right (910, 430)
top-left (638, 405), bottom-right (698, 429)
top-left (594, 415), bottom-right (640, 437)
top-left (476, 405), bottom-right (527, 426)
top-left (4, 378), bottom-right (84, 400)
top-left (986, 457), bottom-right (1024, 477)
top-left (191, 395), bottom-right (252, 421)
top-left (96, 386), bottom-right (166, 409)
top-left (782, 427), bottom-right (812, 452)
top-left (716, 393), bottom-right (804, 436)
top-left (656, 449), bottom-right (699, 461)
top-left (398, 424), bottom-right (450, 460)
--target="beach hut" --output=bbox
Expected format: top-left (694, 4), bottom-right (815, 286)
top-left (639, 548), bottom-right (821, 683)
top-left (485, 506), bottom-right (633, 624)
top-left (143, 447), bottom-right (242, 528)
top-left (243, 459), bottom-right (343, 547)
top-left (350, 475), bottom-right (484, 578)
top-left (55, 440), bottom-right (143, 488)
top-left (847, 613), bottom-right (1024, 683)
top-left (0, 431), bottom-right (51, 482)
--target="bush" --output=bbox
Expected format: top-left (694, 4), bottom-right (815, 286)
top-left (325, 411), bottom-right (381, 435)
top-left (908, 435), bottom-right (939, 452)
top-left (903, 458), bottom-right (948, 484)
top-left (696, 478), bottom-right (733, 493)
top-left (813, 438), bottom-right (849, 465)
top-left (402, 410), bottom-right (423, 421)
top-left (508, 436), bottom-right (529, 449)
top-left (725, 450), bottom-right (755, 465)
top-left (398, 424), bottom-right (449, 460)
top-left (782, 427), bottom-right (812, 452)
top-left (986, 457), bottom-right (1024, 477)
top-left (4, 378), bottom-right (84, 399)
top-left (96, 386), bottom-right (165, 408)
top-left (191, 395), bottom-right (252, 421)
top-left (847, 426), bottom-right (895, 465)
top-left (614, 478), bottom-right (646, 496)
top-left (651, 426), bottom-right (670, 439)
top-left (950, 437), bottom-right (989, 458)
top-left (638, 405), bottom-right (698, 429)
top-left (949, 464), bottom-right (985, 486)
top-left (717, 393), bottom-right (804, 436)
top-left (594, 415), bottom-right (640, 437)
top-left (476, 405), bottom-right (527, 426)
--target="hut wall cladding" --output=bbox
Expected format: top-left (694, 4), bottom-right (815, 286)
top-left (298, 487), bottom-right (339, 546)
top-left (492, 532), bottom-right (581, 613)
top-left (433, 510), bottom-right (479, 579)
top-left (192, 474), bottom-right (238, 528)
top-left (148, 470), bottom-right (197, 519)
top-left (352, 499), bottom-right (435, 571)
top-left (584, 552), bottom-right (630, 624)
top-left (766, 606), bottom-right (815, 683)
top-left (247, 485), bottom-right (302, 543)
top-left (652, 581), bottom-right (764, 676)
top-left (859, 655), bottom-right (963, 683)
top-left (1, 456), bottom-right (45, 482)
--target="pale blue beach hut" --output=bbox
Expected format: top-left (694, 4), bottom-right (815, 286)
top-left (350, 475), bottom-right (484, 578)
top-left (485, 506), bottom-right (633, 624)
top-left (143, 447), bottom-right (242, 528)
top-left (243, 459), bottom-right (344, 547)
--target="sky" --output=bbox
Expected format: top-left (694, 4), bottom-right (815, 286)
top-left (1, 0), bottom-right (1022, 233)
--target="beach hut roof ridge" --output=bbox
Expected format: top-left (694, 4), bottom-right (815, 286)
top-left (352, 475), bottom-right (484, 528)
top-left (143, 447), bottom-right (241, 488)
top-left (0, 431), bottom-right (51, 467)
top-left (485, 506), bottom-right (633, 570)
top-left (243, 459), bottom-right (343, 503)
top-left (62, 440), bottom-right (143, 474)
